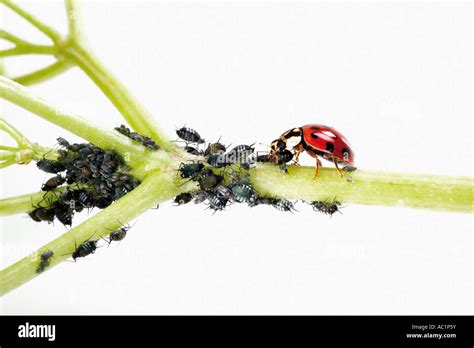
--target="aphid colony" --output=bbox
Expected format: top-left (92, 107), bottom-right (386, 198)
top-left (173, 126), bottom-right (345, 214)
top-left (30, 125), bottom-right (349, 267)
top-left (30, 130), bottom-right (144, 227)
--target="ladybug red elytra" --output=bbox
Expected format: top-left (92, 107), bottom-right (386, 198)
top-left (270, 124), bottom-right (354, 177)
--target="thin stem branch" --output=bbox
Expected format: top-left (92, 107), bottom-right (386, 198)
top-left (1, 0), bottom-right (177, 154)
top-left (0, 29), bottom-right (33, 46)
top-left (64, 43), bottom-right (176, 152)
top-left (0, 45), bottom-right (56, 58)
top-left (0, 116), bottom-right (31, 147)
top-left (0, 145), bottom-right (18, 151)
top-left (65, 0), bottom-right (80, 39)
top-left (0, 0), bottom-right (62, 43)
top-left (0, 158), bottom-right (15, 168)
top-left (0, 170), bottom-right (184, 296)
top-left (0, 151), bottom-right (15, 160)
top-left (12, 61), bottom-right (73, 86)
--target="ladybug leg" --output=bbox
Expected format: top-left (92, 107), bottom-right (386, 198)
top-left (333, 157), bottom-right (344, 177)
top-left (293, 145), bottom-right (303, 165)
top-left (313, 156), bottom-right (320, 179)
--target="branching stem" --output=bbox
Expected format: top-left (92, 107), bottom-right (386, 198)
top-left (0, 0), bottom-right (62, 43)
top-left (0, 170), bottom-right (189, 296)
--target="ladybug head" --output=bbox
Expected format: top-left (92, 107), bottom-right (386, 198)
top-left (270, 139), bottom-right (286, 153)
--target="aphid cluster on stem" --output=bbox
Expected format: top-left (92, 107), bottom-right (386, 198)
top-left (173, 126), bottom-right (346, 215)
top-left (114, 125), bottom-right (160, 150)
top-left (31, 135), bottom-right (141, 226)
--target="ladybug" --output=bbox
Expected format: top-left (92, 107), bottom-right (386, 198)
top-left (270, 124), bottom-right (354, 177)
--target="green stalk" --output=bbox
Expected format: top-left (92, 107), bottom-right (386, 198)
top-left (0, 0), bottom-right (62, 43)
top-left (13, 61), bottom-right (73, 86)
top-left (251, 165), bottom-right (474, 214)
top-left (1, 0), bottom-right (176, 152)
top-left (0, 170), bottom-right (188, 296)
top-left (2, 165), bottom-right (471, 217)
top-left (64, 43), bottom-right (175, 152)
top-left (0, 76), bottom-right (170, 173)
top-left (0, 190), bottom-right (66, 216)
top-left (0, 45), bottom-right (56, 58)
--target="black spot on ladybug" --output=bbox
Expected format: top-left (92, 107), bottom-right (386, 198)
top-left (310, 126), bottom-right (320, 130)
top-left (342, 148), bottom-right (350, 158)
top-left (325, 142), bottom-right (334, 153)
top-left (310, 133), bottom-right (319, 139)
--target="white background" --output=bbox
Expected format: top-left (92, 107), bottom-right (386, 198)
top-left (0, 1), bottom-right (472, 314)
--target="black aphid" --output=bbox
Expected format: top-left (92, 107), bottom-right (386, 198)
top-left (115, 124), bottom-right (160, 150)
top-left (195, 170), bottom-right (223, 191)
top-left (204, 141), bottom-right (226, 156)
top-left (174, 192), bottom-right (194, 205)
top-left (41, 175), bottom-right (66, 191)
top-left (272, 199), bottom-right (296, 212)
top-left (106, 223), bottom-right (131, 245)
top-left (309, 199), bottom-right (342, 216)
top-left (184, 146), bottom-right (202, 155)
top-left (342, 165), bottom-right (357, 172)
top-left (93, 196), bottom-right (113, 209)
top-left (214, 184), bottom-right (232, 199)
top-left (275, 149), bottom-right (293, 164)
top-left (230, 183), bottom-right (254, 203)
top-left (208, 192), bottom-right (229, 212)
top-left (207, 154), bottom-right (233, 168)
top-left (257, 150), bottom-right (292, 173)
top-left (72, 239), bottom-right (98, 261)
top-left (36, 159), bottom-right (65, 174)
top-left (193, 191), bottom-right (207, 204)
top-left (176, 126), bottom-right (205, 144)
top-left (256, 154), bottom-right (272, 163)
top-left (228, 144), bottom-right (255, 156)
top-left (36, 250), bottom-right (54, 273)
top-left (53, 202), bottom-right (74, 226)
top-left (178, 162), bottom-right (204, 179)
top-left (29, 207), bottom-right (55, 223)
top-left (226, 144), bottom-right (255, 165)
top-left (76, 190), bottom-right (95, 209)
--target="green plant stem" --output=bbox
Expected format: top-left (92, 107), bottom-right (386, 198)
top-left (0, 170), bottom-right (188, 296)
top-left (1, 0), bottom-right (176, 153)
top-left (0, 116), bottom-right (31, 147)
top-left (13, 61), bottom-right (73, 86)
top-left (0, 45), bottom-right (56, 58)
top-left (65, 0), bottom-right (79, 38)
top-left (1, 0), bottom-right (62, 43)
top-left (0, 29), bottom-right (34, 46)
top-left (64, 43), bottom-right (175, 151)
top-left (0, 152), bottom-right (15, 160)
top-left (1, 165), bottom-right (471, 217)
top-left (0, 189), bottom-right (65, 215)
top-left (0, 76), bottom-right (171, 173)
top-left (0, 159), bottom-right (15, 168)
top-left (0, 145), bottom-right (17, 151)
top-left (251, 165), bottom-right (474, 214)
